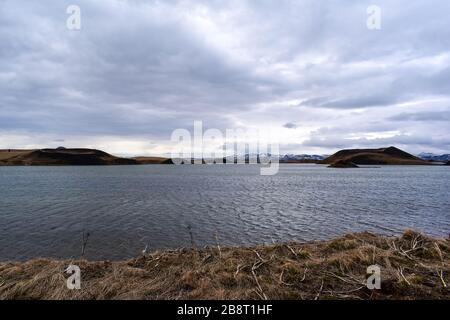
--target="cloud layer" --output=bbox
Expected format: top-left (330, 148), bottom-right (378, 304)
top-left (1, 0), bottom-right (450, 155)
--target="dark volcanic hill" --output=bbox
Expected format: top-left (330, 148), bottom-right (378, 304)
top-left (0, 148), bottom-right (138, 166)
top-left (132, 156), bottom-right (173, 164)
top-left (323, 146), bottom-right (429, 165)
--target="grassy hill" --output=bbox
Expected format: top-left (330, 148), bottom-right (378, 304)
top-left (0, 148), bottom-right (176, 166)
top-left (0, 149), bottom-right (32, 161)
top-left (323, 147), bottom-right (429, 165)
top-left (0, 148), bottom-right (137, 166)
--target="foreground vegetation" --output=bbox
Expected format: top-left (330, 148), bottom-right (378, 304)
top-left (0, 231), bottom-right (448, 300)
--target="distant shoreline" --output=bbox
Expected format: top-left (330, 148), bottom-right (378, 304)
top-left (0, 146), bottom-right (448, 167)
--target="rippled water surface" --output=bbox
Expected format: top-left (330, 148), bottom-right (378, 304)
top-left (1, 164), bottom-right (449, 260)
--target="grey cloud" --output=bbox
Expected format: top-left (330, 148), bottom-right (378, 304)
top-left (303, 133), bottom-right (450, 153)
top-left (300, 95), bottom-right (401, 110)
top-left (283, 122), bottom-right (297, 129)
top-left (389, 110), bottom-right (450, 122)
top-left (303, 126), bottom-right (450, 154)
top-left (1, 0), bottom-right (450, 153)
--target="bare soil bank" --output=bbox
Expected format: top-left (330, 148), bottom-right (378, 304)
top-left (0, 231), bottom-right (448, 300)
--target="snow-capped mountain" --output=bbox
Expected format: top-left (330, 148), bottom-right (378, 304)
top-left (417, 153), bottom-right (450, 161)
top-left (280, 154), bottom-right (327, 161)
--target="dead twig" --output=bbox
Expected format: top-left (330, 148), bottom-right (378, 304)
top-left (437, 270), bottom-right (447, 288)
top-left (215, 231), bottom-right (222, 259)
top-left (285, 244), bottom-right (298, 257)
top-left (300, 267), bottom-right (308, 282)
top-left (398, 267), bottom-right (411, 286)
top-left (253, 250), bottom-right (267, 263)
top-left (251, 262), bottom-right (267, 300)
top-left (234, 264), bottom-right (246, 279)
top-left (279, 270), bottom-right (294, 286)
top-left (388, 240), bottom-right (417, 260)
top-left (434, 242), bottom-right (444, 262)
top-left (325, 271), bottom-right (364, 286)
top-left (81, 230), bottom-right (90, 258)
top-left (314, 279), bottom-right (324, 300)
top-left (328, 286), bottom-right (366, 295)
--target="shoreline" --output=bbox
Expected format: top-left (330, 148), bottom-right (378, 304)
top-left (1, 230), bottom-right (448, 300)
top-left (1, 147), bottom-right (448, 167)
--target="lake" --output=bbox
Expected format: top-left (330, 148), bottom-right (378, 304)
top-left (0, 164), bottom-right (449, 261)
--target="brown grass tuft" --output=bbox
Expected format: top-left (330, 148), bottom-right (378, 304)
top-left (0, 231), bottom-right (448, 300)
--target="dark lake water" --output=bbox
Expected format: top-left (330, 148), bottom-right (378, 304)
top-left (0, 164), bottom-right (449, 261)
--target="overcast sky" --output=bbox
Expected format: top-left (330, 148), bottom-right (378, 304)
top-left (1, 0), bottom-right (449, 156)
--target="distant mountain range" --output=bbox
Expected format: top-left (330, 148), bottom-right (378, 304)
top-left (281, 151), bottom-right (450, 163)
top-left (417, 153), bottom-right (450, 162)
top-left (280, 154), bottom-right (327, 161)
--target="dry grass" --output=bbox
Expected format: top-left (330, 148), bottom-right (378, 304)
top-left (0, 231), bottom-right (448, 300)
top-left (0, 150), bottom-right (32, 161)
